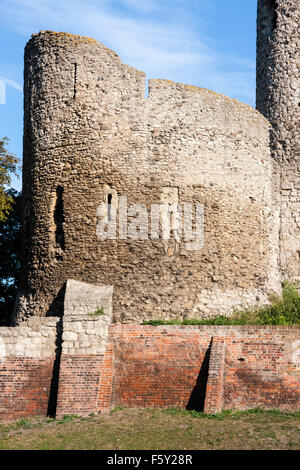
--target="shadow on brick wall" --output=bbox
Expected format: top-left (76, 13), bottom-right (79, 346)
top-left (186, 338), bottom-right (212, 412)
top-left (47, 318), bottom-right (63, 418)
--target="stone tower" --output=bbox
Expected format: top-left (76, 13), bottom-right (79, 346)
top-left (256, 0), bottom-right (300, 284)
top-left (14, 30), bottom-right (281, 323)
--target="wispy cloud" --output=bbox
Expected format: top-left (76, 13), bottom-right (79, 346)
top-left (0, 76), bottom-right (23, 92)
top-left (0, 0), bottom-right (255, 104)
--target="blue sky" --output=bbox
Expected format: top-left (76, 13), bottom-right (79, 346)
top-left (0, 0), bottom-right (257, 191)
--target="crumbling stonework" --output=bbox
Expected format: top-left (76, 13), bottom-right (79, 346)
top-left (257, 0), bottom-right (300, 284)
top-left (15, 29), bottom-right (282, 323)
top-left (63, 279), bottom-right (113, 318)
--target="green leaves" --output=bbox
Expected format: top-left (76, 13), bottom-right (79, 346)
top-left (0, 137), bottom-right (19, 222)
top-left (0, 189), bottom-right (21, 325)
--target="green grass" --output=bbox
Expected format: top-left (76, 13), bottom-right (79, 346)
top-left (87, 308), bottom-right (105, 317)
top-left (162, 407), bottom-right (300, 420)
top-left (142, 281), bottom-right (300, 326)
top-left (0, 408), bottom-right (299, 450)
top-left (57, 414), bottom-right (80, 423)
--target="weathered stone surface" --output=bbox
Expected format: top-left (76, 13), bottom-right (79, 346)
top-left (64, 279), bottom-right (113, 316)
top-left (0, 318), bottom-right (58, 360)
top-left (15, 29), bottom-right (282, 323)
top-left (0, 3), bottom-right (300, 424)
top-left (257, 0), bottom-right (300, 285)
top-left (61, 280), bottom-right (113, 355)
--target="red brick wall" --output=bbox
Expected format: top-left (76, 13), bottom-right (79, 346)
top-left (0, 325), bottom-right (299, 423)
top-left (99, 325), bottom-right (300, 413)
top-left (0, 358), bottom-right (54, 423)
top-left (223, 328), bottom-right (300, 410)
top-left (56, 355), bottom-right (104, 418)
top-left (97, 342), bottom-right (114, 413)
top-left (108, 325), bottom-right (213, 410)
top-left (204, 337), bottom-right (225, 414)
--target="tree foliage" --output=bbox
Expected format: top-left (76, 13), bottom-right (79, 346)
top-left (0, 189), bottom-right (21, 326)
top-left (0, 137), bottom-right (19, 222)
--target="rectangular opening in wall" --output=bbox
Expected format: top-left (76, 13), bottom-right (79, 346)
top-left (145, 77), bottom-right (149, 99)
top-left (54, 186), bottom-right (65, 251)
top-left (262, 0), bottom-right (277, 36)
top-left (107, 193), bottom-right (113, 222)
top-left (73, 63), bottom-right (77, 100)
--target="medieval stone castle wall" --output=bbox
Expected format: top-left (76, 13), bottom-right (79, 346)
top-left (16, 28), bottom-right (282, 323)
top-left (0, 1), bottom-right (299, 423)
top-left (257, 0), bottom-right (300, 284)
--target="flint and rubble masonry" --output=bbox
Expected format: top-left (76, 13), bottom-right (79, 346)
top-left (16, 29), bottom-right (281, 323)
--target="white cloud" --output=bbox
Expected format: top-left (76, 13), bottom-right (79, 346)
top-left (0, 0), bottom-right (255, 105)
top-left (0, 76), bottom-right (23, 92)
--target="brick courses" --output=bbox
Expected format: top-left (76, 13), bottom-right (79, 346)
top-left (0, 323), bottom-right (299, 422)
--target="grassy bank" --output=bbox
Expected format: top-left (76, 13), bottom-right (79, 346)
top-left (0, 408), bottom-right (299, 450)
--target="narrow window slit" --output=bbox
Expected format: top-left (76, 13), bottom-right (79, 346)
top-left (54, 186), bottom-right (65, 251)
top-left (262, 0), bottom-right (278, 36)
top-left (107, 193), bottom-right (113, 222)
top-left (73, 63), bottom-right (78, 100)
